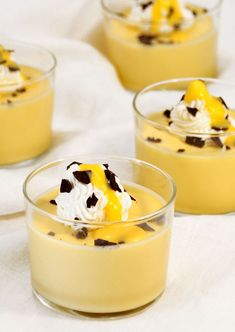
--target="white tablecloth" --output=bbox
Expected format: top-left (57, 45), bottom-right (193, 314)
top-left (0, 0), bottom-right (235, 331)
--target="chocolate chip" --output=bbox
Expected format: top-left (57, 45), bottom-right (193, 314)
top-left (130, 195), bottom-right (136, 201)
top-left (16, 87), bottom-right (26, 93)
top-left (60, 179), bottom-right (73, 193)
top-left (174, 23), bottom-right (181, 31)
top-left (138, 34), bottom-right (156, 45)
top-left (74, 217), bottom-right (79, 220)
top-left (226, 145), bottom-right (231, 150)
top-left (94, 239), bottom-right (117, 246)
top-left (147, 137), bottom-right (162, 143)
top-left (187, 107), bottom-right (198, 117)
top-left (225, 114), bottom-right (229, 120)
top-left (212, 126), bottom-right (228, 131)
top-left (185, 136), bottom-right (205, 148)
top-left (180, 94), bottom-right (185, 101)
top-left (141, 1), bottom-right (153, 10)
top-left (76, 227), bottom-right (88, 239)
top-left (11, 92), bottom-right (17, 97)
top-left (177, 149), bottom-right (185, 153)
top-left (73, 170), bottom-right (91, 184)
top-left (50, 199), bottom-right (57, 205)
top-left (192, 9), bottom-right (198, 17)
top-left (6, 99), bottom-right (12, 104)
top-left (66, 161), bottom-right (82, 170)
top-left (218, 96), bottom-right (229, 109)
top-left (168, 121), bottom-right (173, 126)
top-left (86, 193), bottom-right (98, 208)
top-left (109, 173), bottom-right (122, 192)
top-left (48, 231), bottom-right (55, 236)
top-left (163, 109), bottom-right (171, 119)
top-left (137, 223), bottom-right (155, 232)
top-left (211, 137), bottom-right (223, 148)
top-left (8, 65), bottom-right (19, 72)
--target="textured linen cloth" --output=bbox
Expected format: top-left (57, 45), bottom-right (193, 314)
top-left (0, 0), bottom-right (235, 331)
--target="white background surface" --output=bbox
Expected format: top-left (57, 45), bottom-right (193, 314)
top-left (0, 0), bottom-right (235, 331)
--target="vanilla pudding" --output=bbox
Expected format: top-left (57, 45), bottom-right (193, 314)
top-left (24, 157), bottom-right (175, 316)
top-left (0, 42), bottom-right (55, 166)
top-left (102, 0), bottom-right (221, 91)
top-left (135, 79), bottom-right (235, 214)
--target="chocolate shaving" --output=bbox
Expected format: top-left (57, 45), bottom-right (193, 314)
top-left (212, 126), bottom-right (228, 132)
top-left (177, 149), bottom-right (185, 153)
top-left (73, 170), bottom-right (91, 184)
top-left (185, 136), bottom-right (205, 148)
top-left (118, 241), bottom-right (125, 244)
top-left (211, 137), bottom-right (223, 148)
top-left (86, 193), bottom-right (98, 208)
top-left (138, 34), bottom-right (156, 45)
top-left (226, 145), bottom-right (231, 150)
top-left (76, 227), bottom-right (88, 239)
top-left (74, 217), bottom-right (79, 220)
top-left (130, 195), bottom-right (136, 201)
top-left (174, 23), bottom-right (181, 31)
top-left (180, 94), bottom-right (185, 101)
top-left (225, 114), bottom-right (229, 120)
top-left (187, 107), bottom-right (198, 117)
top-left (7, 99), bottom-right (12, 104)
top-left (94, 239), bottom-right (117, 246)
top-left (137, 223), bottom-right (155, 232)
top-left (109, 173), bottom-right (122, 192)
top-left (163, 109), bottom-right (171, 118)
top-left (16, 87), bottom-right (26, 93)
top-left (8, 65), bottom-right (19, 72)
top-left (202, 8), bottom-right (208, 13)
top-left (60, 179), bottom-right (73, 193)
top-left (50, 199), bottom-right (57, 206)
top-left (141, 1), bottom-right (153, 10)
top-left (147, 137), bottom-right (162, 143)
top-left (0, 60), bottom-right (6, 65)
top-left (192, 9), bottom-right (198, 17)
top-left (12, 92), bottom-right (17, 97)
top-left (218, 96), bottom-right (229, 109)
top-left (103, 163), bottom-right (109, 169)
top-left (104, 169), bottom-right (112, 181)
top-left (48, 231), bottom-right (55, 236)
top-left (66, 161), bottom-right (82, 170)
top-left (168, 121), bottom-right (173, 126)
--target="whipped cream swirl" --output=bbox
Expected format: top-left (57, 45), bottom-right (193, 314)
top-left (55, 162), bottom-right (132, 223)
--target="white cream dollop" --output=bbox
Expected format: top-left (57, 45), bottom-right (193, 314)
top-left (170, 99), bottom-right (211, 134)
top-left (55, 163), bottom-right (132, 223)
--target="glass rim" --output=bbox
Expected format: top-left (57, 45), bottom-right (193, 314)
top-left (0, 39), bottom-right (57, 89)
top-left (23, 154), bottom-right (176, 228)
top-left (101, 0), bottom-right (223, 27)
top-left (133, 77), bottom-right (235, 137)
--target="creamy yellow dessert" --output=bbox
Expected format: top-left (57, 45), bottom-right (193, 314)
top-left (28, 161), bottom-right (172, 314)
top-left (136, 80), bottom-right (235, 214)
top-left (0, 44), bottom-right (54, 166)
top-left (102, 0), bottom-right (219, 91)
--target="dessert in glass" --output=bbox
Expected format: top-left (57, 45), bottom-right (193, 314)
top-left (23, 156), bottom-right (175, 317)
top-left (0, 41), bottom-right (56, 166)
top-left (134, 78), bottom-right (235, 214)
top-left (101, 0), bottom-right (221, 91)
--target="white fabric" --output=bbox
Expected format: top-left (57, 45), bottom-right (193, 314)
top-left (0, 0), bottom-right (235, 330)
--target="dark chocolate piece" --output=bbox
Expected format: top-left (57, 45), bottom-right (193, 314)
top-left (211, 137), bottom-right (223, 148)
top-left (48, 231), bottom-right (55, 236)
top-left (163, 109), bottom-right (171, 118)
top-left (12, 92), bottom-right (17, 97)
top-left (50, 199), bottom-right (57, 206)
top-left (60, 179), bottom-right (73, 193)
top-left (218, 96), bottom-right (229, 109)
top-left (103, 163), bottom-right (109, 169)
top-left (147, 137), bottom-right (162, 143)
top-left (185, 136), bottom-right (205, 148)
top-left (74, 217), bottom-right (79, 220)
top-left (138, 34), bottom-right (156, 46)
top-left (137, 223), bottom-right (155, 232)
top-left (168, 121), bottom-right (173, 126)
top-left (225, 114), bottom-right (229, 120)
top-left (177, 149), bottom-right (185, 153)
top-left (192, 9), bottom-right (198, 17)
top-left (118, 241), bottom-right (125, 244)
top-left (86, 193), bottom-right (98, 208)
top-left (226, 145), bottom-right (231, 150)
top-left (187, 107), bottom-right (198, 117)
top-left (94, 239), bottom-right (117, 246)
top-left (76, 227), bottom-right (88, 239)
top-left (73, 170), bottom-right (91, 184)
top-left (212, 126), bottom-right (228, 132)
top-left (180, 94), bottom-right (185, 101)
top-left (6, 99), bottom-right (12, 104)
top-left (174, 23), bottom-right (181, 31)
top-left (130, 195), bottom-right (136, 202)
top-left (66, 161), bottom-right (82, 170)
top-left (141, 1), bottom-right (153, 10)
top-left (104, 169), bottom-right (112, 181)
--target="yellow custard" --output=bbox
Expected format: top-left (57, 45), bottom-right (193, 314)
top-left (29, 184), bottom-right (172, 314)
top-left (135, 80), bottom-right (235, 214)
top-left (103, 1), bottom-right (218, 91)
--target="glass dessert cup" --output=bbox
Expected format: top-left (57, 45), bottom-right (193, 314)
top-left (23, 155), bottom-right (175, 317)
top-left (0, 40), bottom-right (56, 166)
top-left (134, 78), bottom-right (235, 214)
top-left (101, 0), bottom-right (221, 92)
